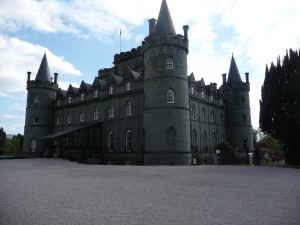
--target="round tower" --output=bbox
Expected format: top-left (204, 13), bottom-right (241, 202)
top-left (222, 55), bottom-right (253, 156)
top-left (23, 53), bottom-right (58, 155)
top-left (142, 0), bottom-right (191, 165)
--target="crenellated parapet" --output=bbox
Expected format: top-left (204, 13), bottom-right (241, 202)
top-left (114, 46), bottom-right (142, 64)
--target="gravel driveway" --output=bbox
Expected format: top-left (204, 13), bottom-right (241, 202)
top-left (0, 158), bottom-right (299, 225)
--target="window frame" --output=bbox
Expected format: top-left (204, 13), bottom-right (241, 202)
top-left (109, 87), bottom-right (113, 95)
top-left (80, 110), bottom-right (85, 122)
top-left (108, 105), bottom-right (114, 118)
top-left (93, 107), bottom-right (99, 120)
top-left (125, 130), bottom-right (132, 151)
top-left (167, 89), bottom-right (175, 104)
top-left (166, 58), bottom-right (174, 69)
top-left (32, 114), bottom-right (39, 124)
top-left (126, 102), bottom-right (132, 116)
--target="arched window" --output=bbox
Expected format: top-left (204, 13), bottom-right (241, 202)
top-left (190, 87), bottom-right (194, 95)
top-left (31, 139), bottom-right (36, 152)
top-left (126, 130), bottom-right (132, 151)
top-left (126, 102), bottom-right (132, 115)
top-left (94, 90), bottom-right (98, 98)
top-left (93, 107), bottom-right (98, 120)
top-left (108, 105), bottom-right (114, 118)
top-left (167, 89), bottom-right (174, 103)
top-left (67, 113), bottom-right (72, 124)
top-left (80, 93), bottom-right (84, 101)
top-left (56, 114), bottom-right (61, 125)
top-left (166, 58), bottom-right (173, 69)
top-left (32, 114), bottom-right (39, 124)
top-left (212, 132), bottom-right (216, 148)
top-left (191, 105), bottom-right (196, 118)
top-left (167, 127), bottom-right (176, 145)
top-left (211, 111), bottom-right (215, 123)
top-left (34, 96), bottom-right (39, 103)
top-left (201, 108), bottom-right (206, 121)
top-left (68, 96), bottom-right (72, 104)
top-left (80, 110), bottom-right (85, 122)
top-left (203, 132), bottom-right (208, 152)
top-left (109, 87), bottom-right (113, 95)
top-left (191, 130), bottom-right (196, 149)
top-left (108, 131), bottom-right (113, 152)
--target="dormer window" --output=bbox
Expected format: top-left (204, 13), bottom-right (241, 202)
top-left (109, 87), bottom-right (113, 95)
top-left (94, 90), bottom-right (98, 98)
top-left (210, 95), bottom-right (213, 102)
top-left (80, 110), bottom-right (85, 122)
top-left (201, 91), bottom-right (205, 99)
top-left (80, 93), bottom-right (84, 101)
top-left (190, 87), bottom-right (194, 95)
top-left (126, 83), bottom-right (131, 91)
top-left (67, 113), bottom-right (72, 124)
top-left (68, 97), bottom-right (72, 104)
top-left (166, 58), bottom-right (173, 69)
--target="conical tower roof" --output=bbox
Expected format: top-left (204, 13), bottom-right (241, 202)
top-left (227, 55), bottom-right (242, 83)
top-left (35, 53), bottom-right (51, 82)
top-left (156, 0), bottom-right (176, 35)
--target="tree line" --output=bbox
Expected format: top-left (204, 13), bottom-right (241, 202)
top-left (260, 48), bottom-right (300, 165)
top-left (0, 127), bottom-right (23, 155)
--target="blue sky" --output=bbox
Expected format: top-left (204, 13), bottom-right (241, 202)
top-left (0, 0), bottom-right (300, 135)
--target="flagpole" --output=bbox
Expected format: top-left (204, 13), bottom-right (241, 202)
top-left (120, 29), bottom-right (122, 53)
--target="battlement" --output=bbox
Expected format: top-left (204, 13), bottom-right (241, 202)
top-left (114, 46), bottom-right (143, 64)
top-left (142, 33), bottom-right (188, 52)
top-left (26, 80), bottom-right (58, 91)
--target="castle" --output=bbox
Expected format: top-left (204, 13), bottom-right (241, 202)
top-left (22, 0), bottom-right (253, 165)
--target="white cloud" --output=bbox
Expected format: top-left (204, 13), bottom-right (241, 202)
top-left (2, 114), bottom-right (18, 119)
top-left (0, 35), bottom-right (81, 94)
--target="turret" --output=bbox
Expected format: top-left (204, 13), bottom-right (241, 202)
top-left (222, 55), bottom-right (253, 155)
top-left (142, 0), bottom-right (191, 165)
top-left (23, 53), bottom-right (58, 155)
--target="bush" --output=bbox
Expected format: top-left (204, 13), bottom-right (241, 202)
top-left (215, 142), bottom-right (237, 165)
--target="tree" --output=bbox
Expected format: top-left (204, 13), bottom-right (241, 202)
top-left (215, 142), bottom-right (236, 165)
top-left (260, 49), bottom-right (300, 165)
top-left (0, 127), bottom-right (7, 153)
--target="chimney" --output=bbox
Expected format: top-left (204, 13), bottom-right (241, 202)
top-left (245, 72), bottom-right (249, 84)
top-left (222, 73), bottom-right (227, 85)
top-left (54, 73), bottom-right (58, 84)
top-left (148, 18), bottom-right (156, 35)
top-left (27, 71), bottom-right (31, 82)
top-left (183, 25), bottom-right (189, 40)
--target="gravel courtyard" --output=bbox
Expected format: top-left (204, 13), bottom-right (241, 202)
top-left (0, 159), bottom-right (299, 225)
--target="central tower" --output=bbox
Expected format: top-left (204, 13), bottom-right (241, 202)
top-left (142, 0), bottom-right (191, 165)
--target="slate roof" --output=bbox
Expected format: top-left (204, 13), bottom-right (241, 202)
top-left (227, 55), bottom-right (242, 83)
top-left (35, 53), bottom-right (51, 82)
top-left (156, 0), bottom-right (176, 35)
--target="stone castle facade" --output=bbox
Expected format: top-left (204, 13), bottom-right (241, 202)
top-left (23, 0), bottom-right (253, 165)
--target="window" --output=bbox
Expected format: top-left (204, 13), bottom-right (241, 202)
top-left (57, 99), bottom-right (60, 106)
top-left (126, 83), bottom-right (131, 91)
top-left (68, 97), bottom-right (72, 104)
top-left (201, 108), bottom-right (206, 121)
top-left (166, 58), bottom-right (173, 69)
top-left (109, 87), bottom-right (113, 95)
top-left (211, 111), bottom-right (215, 123)
top-left (56, 115), bottom-right (61, 125)
top-left (210, 95), bottom-right (213, 102)
top-left (241, 96), bottom-right (245, 104)
top-left (126, 102), bottom-right (132, 115)
top-left (126, 130), bottom-right (132, 151)
top-left (167, 127), bottom-right (176, 145)
top-left (242, 114), bottom-right (247, 123)
top-left (34, 96), bottom-right (39, 103)
top-left (201, 91), bottom-right (205, 99)
top-left (108, 105), bottom-right (114, 118)
top-left (191, 105), bottom-right (196, 118)
top-left (31, 139), bottom-right (36, 153)
top-left (191, 87), bottom-right (194, 95)
top-left (67, 113), bottom-right (72, 124)
top-left (80, 110), bottom-right (85, 122)
top-left (191, 130), bottom-right (196, 148)
top-left (108, 131), bottom-right (113, 152)
top-left (203, 132), bottom-right (208, 152)
top-left (93, 107), bottom-right (98, 120)
top-left (80, 93), bottom-right (84, 101)
top-left (220, 99), bottom-right (223, 106)
top-left (94, 90), bottom-right (98, 98)
top-left (212, 133), bottom-right (216, 148)
top-left (167, 89), bottom-right (174, 103)
top-left (33, 114), bottom-right (39, 124)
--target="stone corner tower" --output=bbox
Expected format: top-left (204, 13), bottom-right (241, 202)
top-left (222, 55), bottom-right (253, 153)
top-left (142, 0), bottom-right (191, 165)
top-left (23, 53), bottom-right (58, 154)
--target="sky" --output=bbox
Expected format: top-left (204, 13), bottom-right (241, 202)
top-left (0, 0), bottom-right (300, 135)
